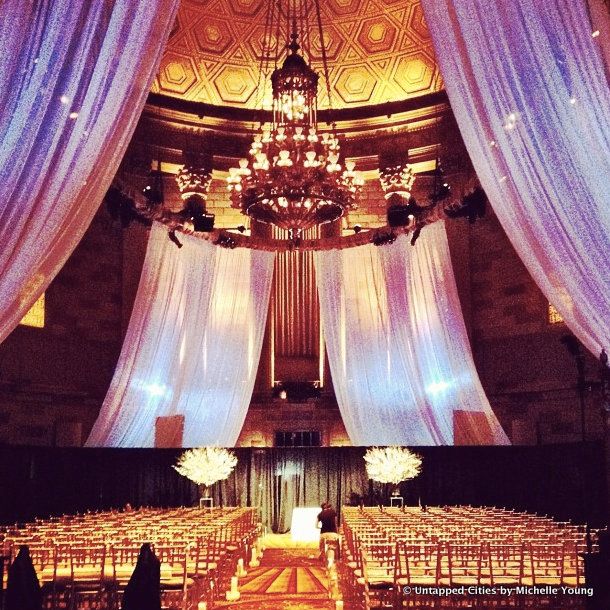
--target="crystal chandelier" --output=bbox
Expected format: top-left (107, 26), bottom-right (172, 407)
top-left (227, 7), bottom-right (363, 237)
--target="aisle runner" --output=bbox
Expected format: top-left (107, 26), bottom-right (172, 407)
top-left (241, 549), bottom-right (327, 595)
top-left (217, 548), bottom-right (333, 610)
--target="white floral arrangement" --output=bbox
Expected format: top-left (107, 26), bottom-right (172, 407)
top-left (364, 446), bottom-right (422, 484)
top-left (174, 447), bottom-right (238, 488)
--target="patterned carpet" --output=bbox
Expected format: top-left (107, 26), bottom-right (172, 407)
top-left (215, 546), bottom-right (334, 609)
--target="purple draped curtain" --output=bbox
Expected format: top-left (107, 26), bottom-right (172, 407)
top-left (0, 0), bottom-right (179, 342)
top-left (422, 0), bottom-right (610, 356)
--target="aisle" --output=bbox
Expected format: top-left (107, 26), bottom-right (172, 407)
top-left (215, 536), bottom-right (334, 610)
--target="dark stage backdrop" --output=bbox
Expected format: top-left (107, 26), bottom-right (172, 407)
top-left (0, 444), bottom-right (606, 529)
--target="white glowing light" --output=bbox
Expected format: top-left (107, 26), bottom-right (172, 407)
top-left (69, 111), bottom-right (79, 119)
top-left (592, 30), bottom-right (600, 38)
top-left (569, 97), bottom-right (576, 105)
top-left (503, 111), bottom-right (519, 131)
top-left (144, 382), bottom-right (168, 397)
top-left (425, 380), bottom-right (451, 395)
top-left (60, 95), bottom-right (70, 105)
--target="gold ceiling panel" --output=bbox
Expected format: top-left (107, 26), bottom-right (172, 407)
top-left (152, 0), bottom-right (443, 109)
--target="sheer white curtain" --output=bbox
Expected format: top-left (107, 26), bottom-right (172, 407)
top-left (315, 223), bottom-right (509, 445)
top-left (0, 0), bottom-right (178, 342)
top-left (86, 223), bottom-right (275, 447)
top-left (422, 0), bottom-right (610, 356)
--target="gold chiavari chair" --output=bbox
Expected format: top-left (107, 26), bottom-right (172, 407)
top-left (524, 543), bottom-right (564, 586)
top-left (443, 542), bottom-right (486, 587)
top-left (187, 537), bottom-right (217, 608)
top-left (51, 543), bottom-right (74, 609)
top-left (70, 543), bottom-right (108, 609)
top-left (360, 542), bottom-right (396, 610)
top-left (561, 542), bottom-right (583, 587)
top-left (108, 543), bottom-right (143, 610)
top-left (487, 542), bottom-right (525, 586)
top-left (156, 543), bottom-right (190, 609)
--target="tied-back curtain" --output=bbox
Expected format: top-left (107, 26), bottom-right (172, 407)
top-left (86, 223), bottom-right (275, 447)
top-left (421, 0), bottom-right (610, 356)
top-left (315, 223), bottom-right (509, 445)
top-left (0, 0), bottom-right (179, 343)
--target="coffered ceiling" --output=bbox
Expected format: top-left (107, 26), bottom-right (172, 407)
top-left (151, 0), bottom-right (443, 110)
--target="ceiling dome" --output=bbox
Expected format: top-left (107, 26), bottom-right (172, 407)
top-left (151, 0), bottom-right (443, 110)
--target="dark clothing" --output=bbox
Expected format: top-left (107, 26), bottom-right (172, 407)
top-left (5, 546), bottom-right (42, 610)
top-left (122, 543), bottom-right (161, 610)
top-left (317, 508), bottom-right (337, 534)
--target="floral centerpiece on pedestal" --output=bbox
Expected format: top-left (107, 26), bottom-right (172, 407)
top-left (364, 446), bottom-right (422, 501)
top-left (174, 447), bottom-right (238, 500)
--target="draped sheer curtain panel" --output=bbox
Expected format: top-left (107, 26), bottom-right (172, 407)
top-left (315, 223), bottom-right (509, 446)
top-left (0, 0), bottom-right (178, 342)
top-left (86, 223), bottom-right (275, 447)
top-left (422, 0), bottom-right (610, 356)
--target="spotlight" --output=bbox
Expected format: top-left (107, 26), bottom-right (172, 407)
top-left (429, 163), bottom-right (451, 203)
top-left (192, 212), bottom-right (215, 232)
top-left (445, 186), bottom-right (487, 224)
top-left (388, 206), bottom-right (411, 227)
top-left (142, 169), bottom-right (165, 206)
top-left (372, 230), bottom-right (397, 247)
top-left (213, 233), bottom-right (236, 248)
top-left (179, 194), bottom-right (215, 232)
top-left (105, 187), bottom-right (140, 228)
top-left (273, 381), bottom-right (321, 402)
top-left (387, 196), bottom-right (420, 227)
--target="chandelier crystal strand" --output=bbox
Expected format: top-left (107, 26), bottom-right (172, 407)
top-left (227, 1), bottom-right (363, 238)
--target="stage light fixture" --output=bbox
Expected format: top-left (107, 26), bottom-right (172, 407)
top-left (192, 212), bottom-right (215, 233)
top-left (142, 166), bottom-right (165, 206)
top-left (445, 186), bottom-right (487, 224)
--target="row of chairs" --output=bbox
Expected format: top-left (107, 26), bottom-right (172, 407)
top-left (342, 542), bottom-right (586, 609)
top-left (1, 507), bottom-right (261, 609)
top-left (340, 506), bottom-right (592, 609)
top-left (342, 507), bottom-right (591, 549)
